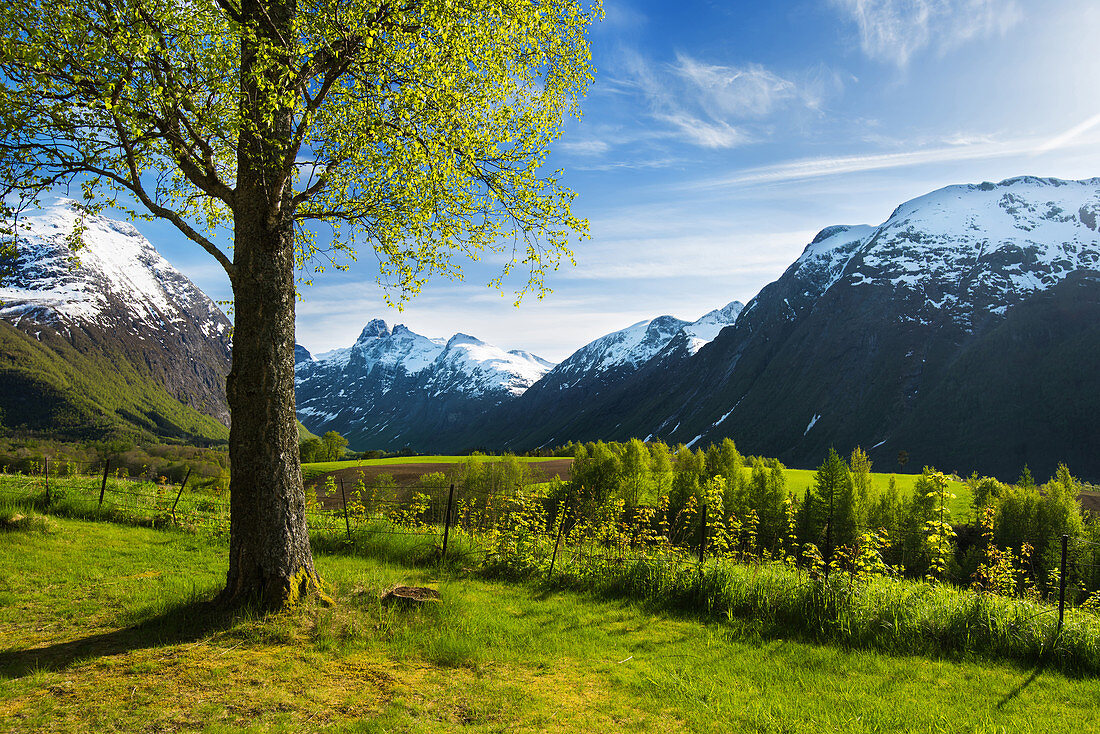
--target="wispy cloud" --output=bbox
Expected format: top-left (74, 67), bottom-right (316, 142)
top-left (683, 136), bottom-right (1047, 190)
top-left (672, 55), bottom-right (806, 118)
top-left (558, 139), bottom-right (612, 156)
top-left (831, 0), bottom-right (1023, 67)
top-left (1034, 112), bottom-right (1100, 154)
top-left (612, 49), bottom-right (834, 149)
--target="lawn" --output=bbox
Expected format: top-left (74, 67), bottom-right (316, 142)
top-left (1, 515), bottom-right (1096, 732)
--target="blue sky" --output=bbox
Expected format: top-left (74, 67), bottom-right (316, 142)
top-left (159, 0), bottom-right (1100, 362)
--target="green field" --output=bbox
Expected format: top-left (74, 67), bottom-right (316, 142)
top-left (301, 455), bottom-right (567, 483)
top-left (1, 515), bottom-right (1096, 732)
top-left (778, 468), bottom-right (973, 519)
top-left (303, 456), bottom-right (974, 518)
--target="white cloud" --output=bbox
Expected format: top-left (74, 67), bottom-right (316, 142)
top-left (1034, 112), bottom-right (1100, 154)
top-left (672, 55), bottom-right (802, 118)
top-left (684, 136), bottom-right (1045, 190)
top-left (831, 0), bottom-right (1023, 66)
top-left (559, 139), bottom-right (612, 156)
top-left (653, 112), bottom-right (751, 149)
top-left (612, 49), bottom-right (831, 149)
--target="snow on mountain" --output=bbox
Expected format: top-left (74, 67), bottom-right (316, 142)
top-left (0, 200), bottom-right (233, 431)
top-left (553, 315), bottom-right (689, 379)
top-left (302, 321), bottom-right (550, 397)
top-left (0, 201), bottom-right (228, 340)
top-left (548, 301), bottom-right (745, 386)
top-left (315, 320), bottom-right (446, 375)
top-left (849, 176), bottom-right (1100, 326)
top-left (682, 301), bottom-right (745, 354)
top-left (294, 320), bottom-right (555, 447)
top-left (428, 334), bottom-right (555, 397)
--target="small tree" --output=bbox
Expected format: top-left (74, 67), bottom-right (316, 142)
top-left (799, 448), bottom-right (857, 566)
top-left (320, 431), bottom-right (348, 462)
top-left (849, 446), bottom-right (872, 524)
top-left (923, 470), bottom-right (956, 584)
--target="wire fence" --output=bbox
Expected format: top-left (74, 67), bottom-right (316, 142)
top-left (4, 460), bottom-right (1100, 628)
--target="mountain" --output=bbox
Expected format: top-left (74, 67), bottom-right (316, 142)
top-left (521, 176), bottom-right (1100, 481)
top-left (294, 320), bottom-right (553, 450)
top-left (0, 202), bottom-right (232, 442)
top-left (468, 302), bottom-right (744, 450)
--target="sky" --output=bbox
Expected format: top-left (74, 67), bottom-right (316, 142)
top-left (146, 0), bottom-right (1100, 362)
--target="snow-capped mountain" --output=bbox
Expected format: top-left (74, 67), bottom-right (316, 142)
top-left (466, 302), bottom-right (743, 451)
top-left (294, 320), bottom-right (553, 450)
top-left (530, 176), bottom-right (1100, 480)
top-left (0, 202), bottom-right (232, 440)
top-left (547, 302), bottom-right (744, 388)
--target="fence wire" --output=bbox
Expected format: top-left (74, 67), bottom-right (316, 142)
top-left (4, 468), bottom-right (1100, 616)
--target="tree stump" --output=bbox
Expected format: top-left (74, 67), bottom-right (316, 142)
top-left (380, 586), bottom-right (442, 605)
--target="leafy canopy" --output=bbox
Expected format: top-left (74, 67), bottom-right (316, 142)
top-left (0, 0), bottom-right (599, 301)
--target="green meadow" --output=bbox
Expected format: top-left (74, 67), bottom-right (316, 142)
top-left (1, 514), bottom-right (1097, 733)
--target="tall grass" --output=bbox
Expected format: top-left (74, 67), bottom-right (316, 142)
top-left (537, 554), bottom-right (1100, 674)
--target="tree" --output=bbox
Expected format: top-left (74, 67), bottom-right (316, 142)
top-left (798, 448), bottom-right (857, 563)
top-left (0, 0), bottom-right (598, 607)
top-left (320, 430), bottom-right (348, 461)
top-left (849, 446), bottom-right (872, 523)
top-left (299, 437), bottom-right (323, 463)
top-left (620, 438), bottom-right (650, 508)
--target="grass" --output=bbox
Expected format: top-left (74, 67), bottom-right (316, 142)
top-left (301, 455), bottom-right (567, 484)
top-left (301, 456), bottom-right (974, 519)
top-left (4, 468), bottom-right (1089, 675)
top-left (776, 468), bottom-right (973, 519)
top-left (2, 516), bottom-right (1099, 732)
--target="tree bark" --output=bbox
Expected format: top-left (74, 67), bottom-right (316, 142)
top-left (218, 201), bottom-right (322, 609)
top-left (217, 0), bottom-right (323, 609)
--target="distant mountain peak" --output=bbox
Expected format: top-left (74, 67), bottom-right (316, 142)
top-left (446, 332), bottom-right (484, 347)
top-left (356, 319), bottom-right (390, 342)
top-left (295, 319), bottom-right (555, 449)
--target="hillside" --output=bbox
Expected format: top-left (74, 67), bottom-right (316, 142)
top-left (0, 203), bottom-right (232, 443)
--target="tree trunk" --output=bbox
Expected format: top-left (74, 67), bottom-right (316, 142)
top-left (218, 0), bottom-right (323, 609)
top-left (218, 203), bottom-right (322, 609)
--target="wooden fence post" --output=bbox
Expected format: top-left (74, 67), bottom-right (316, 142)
top-left (548, 492), bottom-right (570, 580)
top-left (441, 483), bottom-right (456, 561)
top-left (98, 459), bottom-right (111, 508)
top-left (698, 503), bottom-right (706, 565)
top-left (170, 468), bottom-right (192, 524)
top-left (339, 478), bottom-right (351, 542)
top-left (1058, 534), bottom-right (1069, 632)
top-left (44, 457), bottom-right (50, 505)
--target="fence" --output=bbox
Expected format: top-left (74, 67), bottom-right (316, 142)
top-left (3, 460), bottom-right (1100, 630)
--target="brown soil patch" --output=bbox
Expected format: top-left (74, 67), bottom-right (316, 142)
top-left (307, 459), bottom-right (572, 504)
top-left (1079, 490), bottom-right (1100, 516)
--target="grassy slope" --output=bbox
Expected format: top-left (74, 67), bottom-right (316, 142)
top-left (781, 468), bottom-right (973, 520)
top-left (0, 322), bottom-right (228, 443)
top-left (1, 517), bottom-right (1096, 733)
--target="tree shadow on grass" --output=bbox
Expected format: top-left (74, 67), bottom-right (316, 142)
top-left (0, 598), bottom-right (244, 679)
